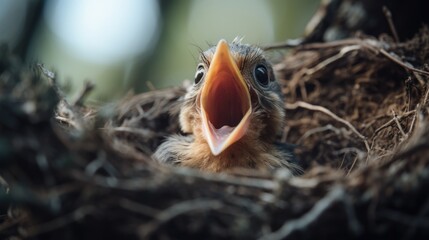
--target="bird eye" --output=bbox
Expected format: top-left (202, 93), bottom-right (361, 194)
top-left (194, 65), bottom-right (205, 84)
top-left (254, 65), bottom-right (269, 87)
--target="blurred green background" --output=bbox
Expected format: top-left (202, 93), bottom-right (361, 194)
top-left (1, 0), bottom-right (319, 102)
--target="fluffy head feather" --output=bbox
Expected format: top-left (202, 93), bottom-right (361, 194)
top-left (154, 40), bottom-right (299, 173)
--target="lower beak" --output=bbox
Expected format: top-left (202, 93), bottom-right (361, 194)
top-left (200, 39), bottom-right (252, 156)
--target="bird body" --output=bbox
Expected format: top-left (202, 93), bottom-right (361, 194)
top-left (154, 39), bottom-right (298, 173)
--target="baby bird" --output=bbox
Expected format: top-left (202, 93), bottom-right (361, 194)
top-left (154, 39), bottom-right (298, 173)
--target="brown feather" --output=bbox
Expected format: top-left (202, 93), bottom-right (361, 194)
top-left (153, 40), bottom-right (300, 173)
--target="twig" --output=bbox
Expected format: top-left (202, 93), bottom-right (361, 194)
top-left (333, 147), bottom-right (366, 158)
top-left (260, 187), bottom-right (361, 240)
top-left (423, 85), bottom-right (429, 105)
top-left (0, 175), bottom-right (9, 193)
top-left (297, 124), bottom-right (342, 144)
top-left (347, 156), bottom-right (359, 176)
top-left (263, 38), bottom-right (303, 51)
top-left (36, 63), bottom-right (55, 80)
top-left (172, 167), bottom-right (279, 190)
top-left (382, 7), bottom-right (428, 86)
top-left (392, 110), bottom-right (407, 138)
top-left (383, 6), bottom-right (400, 43)
top-left (286, 101), bottom-right (370, 152)
top-left (139, 199), bottom-right (223, 238)
top-left (407, 106), bottom-right (418, 136)
top-left (0, 215), bottom-right (25, 232)
top-left (72, 166), bottom-right (279, 192)
top-left (378, 49), bottom-right (429, 77)
top-left (296, 39), bottom-right (364, 50)
top-left (37, 63), bottom-right (65, 99)
top-left (305, 45), bottom-right (361, 76)
top-left (334, 147), bottom-right (367, 172)
top-left (21, 206), bottom-right (95, 237)
top-left (85, 152), bottom-right (119, 177)
top-left (391, 138), bottom-right (429, 161)
top-left (72, 81), bottom-right (95, 106)
top-left (295, 38), bottom-right (429, 77)
top-left (373, 110), bottom-right (416, 136)
top-left (374, 110), bottom-right (416, 136)
top-left (111, 126), bottom-right (156, 138)
top-left (118, 198), bottom-right (160, 217)
top-left (146, 81), bottom-right (157, 91)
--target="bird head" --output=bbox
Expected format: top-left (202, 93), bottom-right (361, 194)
top-left (180, 39), bottom-right (285, 157)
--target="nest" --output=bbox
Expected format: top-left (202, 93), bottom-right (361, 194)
top-left (2, 22), bottom-right (429, 240)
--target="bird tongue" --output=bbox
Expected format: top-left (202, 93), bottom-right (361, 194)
top-left (200, 39), bottom-right (252, 156)
top-left (208, 125), bottom-right (235, 145)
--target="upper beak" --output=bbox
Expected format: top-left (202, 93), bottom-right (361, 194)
top-left (200, 39), bottom-right (252, 156)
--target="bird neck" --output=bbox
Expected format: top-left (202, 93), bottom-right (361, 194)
top-left (180, 131), bottom-right (283, 172)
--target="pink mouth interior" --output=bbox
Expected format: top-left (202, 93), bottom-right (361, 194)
top-left (203, 71), bottom-right (248, 129)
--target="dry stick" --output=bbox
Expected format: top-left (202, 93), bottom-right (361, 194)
top-left (118, 198), bottom-right (160, 217)
top-left (413, 72), bottom-right (426, 86)
top-left (265, 38), bottom-right (368, 51)
top-left (297, 39), bottom-right (364, 50)
top-left (334, 147), bottom-right (367, 172)
top-left (354, 40), bottom-right (428, 85)
top-left (407, 106), bottom-right (418, 136)
top-left (347, 156), bottom-right (360, 176)
top-left (76, 166), bottom-right (279, 191)
top-left (382, 6), bottom-right (427, 86)
top-left (112, 126), bottom-right (156, 138)
top-left (373, 110), bottom-right (416, 136)
top-left (139, 199), bottom-right (224, 238)
top-left (37, 63), bottom-right (66, 99)
top-left (402, 87), bottom-right (429, 137)
top-left (172, 167), bottom-right (279, 190)
top-left (391, 138), bottom-right (429, 162)
top-left (22, 206), bottom-right (96, 237)
top-left (297, 124), bottom-right (342, 144)
top-left (286, 101), bottom-right (370, 152)
top-left (146, 81), bottom-right (157, 91)
top-left (423, 85), bottom-right (429, 105)
top-left (341, 39), bottom-right (429, 77)
top-left (392, 110), bottom-right (407, 138)
top-left (259, 187), bottom-right (361, 240)
top-left (378, 49), bottom-right (429, 77)
top-left (263, 38), bottom-right (304, 51)
top-left (0, 175), bottom-right (9, 191)
top-left (72, 81), bottom-right (95, 106)
top-left (305, 45), bottom-right (361, 76)
top-left (382, 6), bottom-right (400, 43)
top-left (0, 215), bottom-right (24, 232)
top-left (289, 38), bottom-right (429, 77)
top-left (377, 49), bottom-right (427, 86)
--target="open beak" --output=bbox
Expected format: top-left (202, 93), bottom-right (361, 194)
top-left (200, 39), bottom-right (252, 156)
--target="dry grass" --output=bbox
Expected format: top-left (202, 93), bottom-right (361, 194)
top-left (1, 27), bottom-right (429, 239)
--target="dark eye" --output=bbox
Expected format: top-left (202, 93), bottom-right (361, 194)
top-left (254, 65), bottom-right (269, 86)
top-left (194, 65), bottom-right (205, 84)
